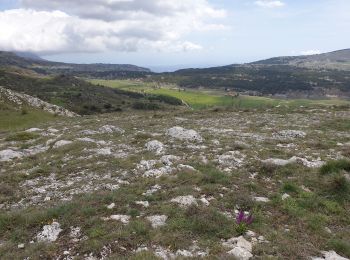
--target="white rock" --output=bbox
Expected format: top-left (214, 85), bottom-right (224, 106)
top-left (109, 215), bottom-right (130, 225)
top-left (135, 201), bottom-right (149, 208)
top-left (312, 251), bottom-right (349, 260)
top-left (237, 236), bottom-right (252, 252)
top-left (69, 227), bottom-right (81, 239)
top-left (218, 151), bottom-right (246, 169)
top-left (160, 155), bottom-right (181, 166)
top-left (177, 164), bottom-right (196, 172)
top-left (0, 149), bottom-right (23, 161)
top-left (262, 156), bottom-right (324, 168)
top-left (199, 197), bottom-right (210, 206)
top-left (274, 130), bottom-right (306, 139)
top-left (18, 243), bottom-right (25, 249)
top-left (145, 140), bottom-right (165, 155)
top-left (166, 127), bottom-right (203, 142)
top-left (95, 148), bottom-right (112, 156)
top-left (176, 249), bottom-right (193, 257)
top-left (143, 166), bottom-right (174, 178)
top-left (99, 125), bottom-right (124, 134)
top-left (36, 222), bottom-right (62, 242)
top-left (25, 128), bottom-right (42, 132)
top-left (143, 185), bottom-right (162, 196)
top-left (254, 197), bottom-right (270, 203)
top-left (107, 203), bottom-right (115, 209)
top-left (146, 215), bottom-right (168, 228)
top-left (282, 193), bottom-right (291, 200)
top-left (171, 195), bottom-right (198, 208)
top-left (53, 140), bottom-right (72, 149)
top-left (227, 246), bottom-right (253, 260)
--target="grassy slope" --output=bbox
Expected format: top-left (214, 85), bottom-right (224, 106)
top-left (90, 79), bottom-right (350, 110)
top-left (0, 103), bottom-right (56, 132)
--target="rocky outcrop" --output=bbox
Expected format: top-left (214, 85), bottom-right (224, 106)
top-left (0, 86), bottom-right (77, 117)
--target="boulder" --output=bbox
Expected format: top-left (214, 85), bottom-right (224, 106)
top-left (166, 127), bottom-right (203, 142)
top-left (36, 222), bottom-right (62, 242)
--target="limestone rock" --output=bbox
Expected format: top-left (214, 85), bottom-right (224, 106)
top-left (145, 140), bottom-right (165, 154)
top-left (146, 215), bottom-right (168, 228)
top-left (171, 195), bottom-right (198, 208)
top-left (36, 222), bottom-right (62, 242)
top-left (166, 127), bottom-right (203, 142)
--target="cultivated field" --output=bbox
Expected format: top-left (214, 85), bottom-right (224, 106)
top-left (90, 79), bottom-right (350, 110)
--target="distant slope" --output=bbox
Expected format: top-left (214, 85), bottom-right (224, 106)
top-left (251, 49), bottom-right (350, 70)
top-left (0, 70), bottom-right (182, 115)
top-left (151, 49), bottom-right (350, 96)
top-left (0, 51), bottom-right (151, 78)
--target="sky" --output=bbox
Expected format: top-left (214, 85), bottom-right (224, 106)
top-left (0, 0), bottom-right (349, 71)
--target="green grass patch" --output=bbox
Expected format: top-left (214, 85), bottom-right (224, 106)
top-left (320, 159), bottom-right (350, 175)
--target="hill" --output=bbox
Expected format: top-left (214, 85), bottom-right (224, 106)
top-left (150, 49), bottom-right (350, 97)
top-left (252, 49), bottom-right (350, 70)
top-left (0, 70), bottom-right (182, 115)
top-left (0, 51), bottom-right (151, 78)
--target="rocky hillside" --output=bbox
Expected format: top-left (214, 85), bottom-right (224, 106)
top-left (0, 86), bottom-right (77, 117)
top-left (0, 106), bottom-right (349, 259)
top-left (252, 49), bottom-right (350, 71)
top-left (0, 70), bottom-right (183, 115)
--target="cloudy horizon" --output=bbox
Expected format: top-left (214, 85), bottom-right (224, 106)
top-left (0, 0), bottom-right (349, 69)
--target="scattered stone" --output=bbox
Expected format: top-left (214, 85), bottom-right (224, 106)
top-left (177, 164), bottom-right (196, 172)
top-left (171, 195), bottom-right (198, 208)
top-left (107, 203), bottom-right (115, 209)
top-left (135, 201), bottom-right (149, 208)
top-left (143, 185), bottom-right (162, 196)
top-left (218, 151), bottom-right (246, 170)
top-left (36, 222), bottom-right (62, 242)
top-left (274, 130), bottom-right (306, 139)
top-left (282, 193), bottom-right (291, 200)
top-left (25, 128), bottom-right (42, 133)
top-left (166, 127), bottom-right (203, 142)
top-left (253, 197), bottom-right (270, 203)
top-left (108, 215), bottom-right (130, 225)
top-left (312, 251), bottom-right (349, 260)
top-left (145, 140), bottom-right (165, 155)
top-left (69, 227), bottom-right (81, 240)
top-left (227, 246), bottom-right (253, 260)
top-left (199, 197), bottom-right (210, 206)
top-left (223, 236), bottom-right (253, 260)
top-left (99, 125), bottom-right (124, 134)
top-left (53, 140), bottom-right (73, 149)
top-left (0, 149), bottom-right (23, 161)
top-left (146, 215), bottom-right (168, 228)
top-left (262, 156), bottom-right (324, 168)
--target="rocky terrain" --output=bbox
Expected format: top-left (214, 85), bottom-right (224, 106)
top-left (0, 106), bottom-right (349, 259)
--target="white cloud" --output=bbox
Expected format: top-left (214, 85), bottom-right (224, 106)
top-left (0, 0), bottom-right (226, 54)
top-left (301, 50), bottom-right (322, 55)
top-left (254, 0), bottom-right (285, 8)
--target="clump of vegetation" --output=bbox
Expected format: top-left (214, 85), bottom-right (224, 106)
top-left (132, 102), bottom-right (160, 110)
top-left (319, 159), bottom-right (350, 202)
top-left (147, 94), bottom-right (183, 106)
top-left (235, 210), bottom-right (253, 235)
top-left (320, 159), bottom-right (350, 175)
top-left (5, 132), bottom-right (39, 141)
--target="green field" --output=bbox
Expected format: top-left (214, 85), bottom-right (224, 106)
top-left (0, 104), bottom-right (56, 132)
top-left (90, 79), bottom-right (350, 110)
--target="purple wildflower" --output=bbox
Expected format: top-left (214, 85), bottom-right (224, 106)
top-left (236, 210), bottom-right (254, 225)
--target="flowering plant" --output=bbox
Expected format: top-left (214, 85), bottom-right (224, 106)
top-left (235, 210), bottom-right (253, 235)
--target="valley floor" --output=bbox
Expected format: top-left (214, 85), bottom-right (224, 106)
top-left (0, 107), bottom-right (349, 259)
